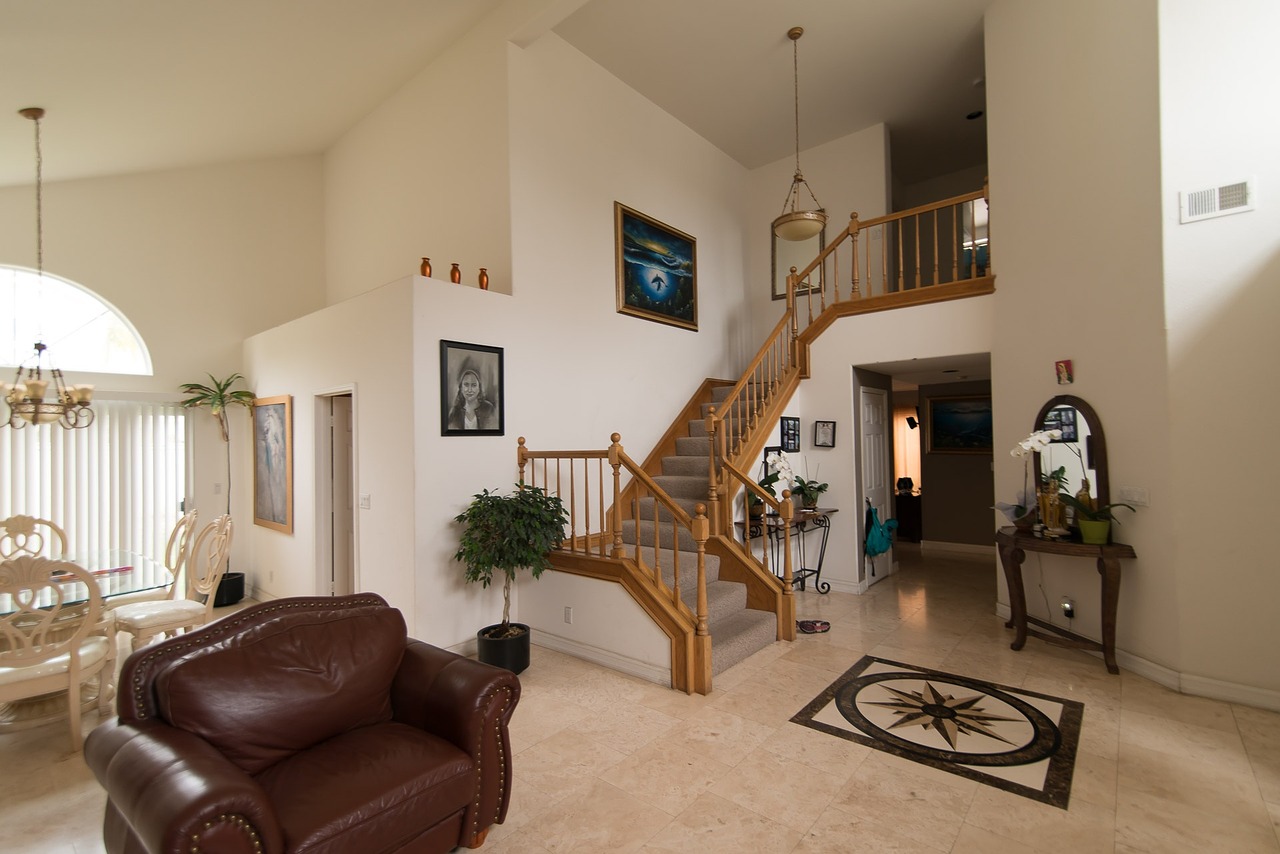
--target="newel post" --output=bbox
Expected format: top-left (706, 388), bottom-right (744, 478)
top-left (778, 493), bottom-right (797, 641)
top-left (608, 433), bottom-right (624, 558)
top-left (849, 212), bottom-right (862, 298)
top-left (517, 436), bottom-right (529, 485)
top-left (691, 503), bottom-right (713, 694)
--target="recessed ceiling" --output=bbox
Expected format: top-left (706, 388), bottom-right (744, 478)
top-left (858, 353), bottom-right (992, 391)
top-left (0, 0), bottom-right (987, 189)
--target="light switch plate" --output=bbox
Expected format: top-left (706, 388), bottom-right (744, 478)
top-left (1117, 486), bottom-right (1149, 506)
top-left (359, 493), bottom-right (371, 509)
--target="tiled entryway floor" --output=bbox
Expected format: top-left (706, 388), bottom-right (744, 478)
top-left (3, 546), bottom-right (1278, 853)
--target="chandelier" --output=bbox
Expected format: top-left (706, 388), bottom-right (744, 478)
top-left (3, 107), bottom-right (95, 430)
top-left (772, 27), bottom-right (827, 242)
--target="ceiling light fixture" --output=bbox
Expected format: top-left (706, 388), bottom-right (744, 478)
top-left (4, 107), bottom-right (95, 430)
top-left (772, 26), bottom-right (827, 242)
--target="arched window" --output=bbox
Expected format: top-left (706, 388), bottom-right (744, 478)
top-left (0, 265), bottom-right (151, 374)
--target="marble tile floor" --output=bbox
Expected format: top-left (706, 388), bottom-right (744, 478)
top-left (3, 547), bottom-right (1279, 853)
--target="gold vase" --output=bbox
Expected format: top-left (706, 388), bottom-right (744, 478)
top-left (1038, 484), bottom-right (1063, 531)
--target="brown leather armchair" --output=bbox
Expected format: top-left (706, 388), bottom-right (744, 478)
top-left (85, 594), bottom-right (520, 854)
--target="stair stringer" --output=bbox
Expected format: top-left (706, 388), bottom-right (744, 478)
top-left (547, 550), bottom-right (711, 695)
top-left (705, 534), bottom-right (796, 642)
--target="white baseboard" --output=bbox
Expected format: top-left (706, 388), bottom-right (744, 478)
top-left (922, 541), bottom-right (996, 557)
top-left (994, 603), bottom-right (1280, 712)
top-left (531, 630), bottom-right (671, 687)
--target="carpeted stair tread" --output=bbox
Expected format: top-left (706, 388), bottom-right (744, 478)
top-left (660, 455), bottom-right (710, 477)
top-left (710, 609), bottom-right (778, 675)
top-left (650, 474), bottom-right (711, 500)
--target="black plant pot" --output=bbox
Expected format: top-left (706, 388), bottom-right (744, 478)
top-left (476, 623), bottom-right (530, 674)
top-left (213, 571), bottom-right (246, 607)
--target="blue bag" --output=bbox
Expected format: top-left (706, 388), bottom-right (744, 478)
top-left (864, 503), bottom-right (897, 558)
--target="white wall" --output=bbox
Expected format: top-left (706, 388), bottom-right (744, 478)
top-left (986, 1), bottom-right (1179, 671)
top-left (744, 124), bottom-right (893, 348)
top-left (243, 281), bottom-right (417, 621)
top-left (1160, 0), bottom-right (1280, 699)
top-left (0, 156), bottom-right (326, 568)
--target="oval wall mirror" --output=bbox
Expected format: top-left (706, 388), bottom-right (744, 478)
top-left (1032, 395), bottom-right (1109, 509)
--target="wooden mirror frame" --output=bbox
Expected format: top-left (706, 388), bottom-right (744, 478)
top-left (1033, 395), bottom-right (1109, 509)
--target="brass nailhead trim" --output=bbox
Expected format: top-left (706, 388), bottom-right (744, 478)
top-left (190, 813), bottom-right (262, 853)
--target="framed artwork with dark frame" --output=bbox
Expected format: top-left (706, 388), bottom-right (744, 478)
top-left (614, 202), bottom-right (697, 331)
top-left (926, 395), bottom-right (993, 454)
top-left (252, 394), bottom-right (293, 534)
top-left (814, 420), bottom-right (836, 448)
top-left (1043, 406), bottom-right (1078, 443)
top-left (440, 340), bottom-right (505, 436)
top-left (780, 417), bottom-right (800, 452)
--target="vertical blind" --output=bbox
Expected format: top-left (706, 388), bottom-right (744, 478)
top-left (1, 400), bottom-right (187, 559)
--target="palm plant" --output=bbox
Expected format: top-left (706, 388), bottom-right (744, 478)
top-left (179, 374), bottom-right (254, 514)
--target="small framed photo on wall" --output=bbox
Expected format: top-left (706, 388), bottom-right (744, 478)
top-left (814, 420), bottom-right (836, 448)
top-left (780, 417), bottom-right (800, 452)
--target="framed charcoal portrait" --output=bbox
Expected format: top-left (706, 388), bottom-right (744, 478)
top-left (614, 202), bottom-right (698, 331)
top-left (253, 395), bottom-right (293, 534)
top-left (440, 340), bottom-right (504, 436)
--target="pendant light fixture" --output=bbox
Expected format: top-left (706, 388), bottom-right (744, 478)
top-left (3, 107), bottom-right (95, 430)
top-left (772, 26), bottom-right (827, 242)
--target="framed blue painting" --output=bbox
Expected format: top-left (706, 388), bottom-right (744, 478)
top-left (614, 202), bottom-right (697, 331)
top-left (927, 395), bottom-right (993, 454)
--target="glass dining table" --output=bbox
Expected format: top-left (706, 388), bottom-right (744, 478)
top-left (0, 551), bottom-right (172, 732)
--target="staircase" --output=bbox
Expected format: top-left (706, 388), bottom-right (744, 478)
top-left (519, 186), bottom-right (997, 695)
top-left (629, 385), bottom-right (777, 675)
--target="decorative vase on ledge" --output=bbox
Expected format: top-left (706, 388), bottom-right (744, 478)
top-left (478, 268), bottom-right (489, 290)
top-left (450, 263), bottom-right (461, 284)
top-left (420, 257), bottom-right (431, 277)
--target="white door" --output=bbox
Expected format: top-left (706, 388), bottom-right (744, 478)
top-left (860, 387), bottom-right (892, 582)
top-left (330, 395), bottom-right (355, 595)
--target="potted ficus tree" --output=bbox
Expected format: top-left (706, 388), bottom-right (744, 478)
top-left (179, 373), bottom-right (254, 605)
top-left (454, 483), bottom-right (568, 674)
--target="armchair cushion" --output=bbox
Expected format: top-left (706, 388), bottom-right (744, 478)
top-left (154, 604), bottom-right (406, 774)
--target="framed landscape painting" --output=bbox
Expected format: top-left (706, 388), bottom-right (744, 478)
top-left (926, 395), bottom-right (993, 454)
top-left (253, 395), bottom-right (293, 533)
top-left (615, 202), bottom-right (697, 331)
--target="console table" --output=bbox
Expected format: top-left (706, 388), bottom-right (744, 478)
top-left (738, 508), bottom-right (837, 593)
top-left (995, 527), bottom-right (1136, 674)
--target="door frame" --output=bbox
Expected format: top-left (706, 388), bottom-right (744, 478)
top-left (314, 385), bottom-right (358, 596)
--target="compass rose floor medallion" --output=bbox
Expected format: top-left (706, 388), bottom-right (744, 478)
top-left (792, 656), bottom-right (1083, 808)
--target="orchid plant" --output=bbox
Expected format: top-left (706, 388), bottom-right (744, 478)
top-left (996, 428), bottom-right (1062, 521)
top-left (753, 450), bottom-right (796, 507)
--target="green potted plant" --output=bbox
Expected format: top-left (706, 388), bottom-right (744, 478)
top-left (1058, 492), bottom-right (1136, 545)
top-left (454, 483), bottom-right (568, 674)
top-left (791, 475), bottom-right (829, 509)
top-left (180, 373), bottom-right (255, 605)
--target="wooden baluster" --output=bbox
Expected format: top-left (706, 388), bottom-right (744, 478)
top-left (913, 213), bottom-right (921, 289)
top-left (670, 513), bottom-right (680, 602)
top-left (880, 224), bottom-right (890, 297)
top-left (779, 493), bottom-right (796, 595)
top-left (692, 505), bottom-right (709, 638)
top-left (609, 434), bottom-right (624, 557)
top-left (931, 208), bottom-right (939, 286)
top-left (983, 179), bottom-right (992, 274)
top-left (951, 203), bottom-right (960, 281)
top-left (517, 436), bottom-right (528, 485)
top-left (705, 409), bottom-right (720, 535)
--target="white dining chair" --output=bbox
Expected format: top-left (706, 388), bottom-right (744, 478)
top-left (0, 555), bottom-right (114, 751)
top-left (104, 509), bottom-right (199, 611)
top-left (110, 515), bottom-right (233, 651)
top-left (0, 515), bottom-right (68, 560)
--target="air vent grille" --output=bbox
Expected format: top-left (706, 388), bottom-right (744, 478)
top-left (1180, 178), bottom-right (1255, 223)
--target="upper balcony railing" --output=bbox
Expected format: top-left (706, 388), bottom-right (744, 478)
top-left (787, 185), bottom-right (992, 338)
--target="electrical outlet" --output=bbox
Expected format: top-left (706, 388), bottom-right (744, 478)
top-left (213, 482), bottom-right (223, 495)
top-left (359, 493), bottom-right (371, 509)
top-left (563, 606), bottom-right (573, 624)
top-left (1118, 486), bottom-right (1149, 506)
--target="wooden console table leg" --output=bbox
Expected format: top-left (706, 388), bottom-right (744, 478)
top-left (1097, 555), bottom-right (1122, 674)
top-left (998, 541), bottom-right (1029, 651)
